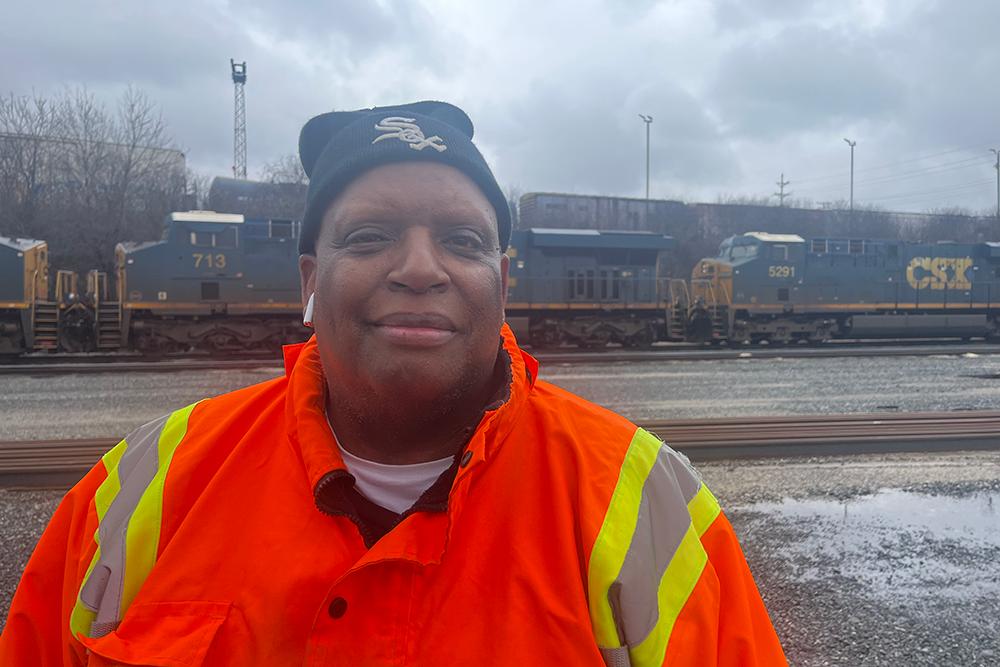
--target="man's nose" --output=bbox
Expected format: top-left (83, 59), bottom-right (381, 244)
top-left (386, 229), bottom-right (450, 293)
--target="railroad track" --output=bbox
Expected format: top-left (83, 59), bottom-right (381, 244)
top-left (4, 341), bottom-right (1000, 375)
top-left (4, 411), bottom-right (1000, 488)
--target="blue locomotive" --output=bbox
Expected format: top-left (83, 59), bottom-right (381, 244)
top-left (679, 231), bottom-right (1000, 343)
top-left (0, 214), bottom-right (674, 354)
top-left (505, 228), bottom-right (674, 347)
top-left (117, 211), bottom-right (305, 352)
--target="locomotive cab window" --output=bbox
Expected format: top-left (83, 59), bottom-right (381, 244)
top-left (771, 245), bottom-right (788, 261)
top-left (190, 231), bottom-right (214, 247)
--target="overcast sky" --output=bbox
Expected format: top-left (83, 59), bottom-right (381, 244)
top-left (4, 0), bottom-right (1000, 213)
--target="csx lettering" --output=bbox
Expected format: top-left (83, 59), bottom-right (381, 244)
top-left (905, 257), bottom-right (972, 290)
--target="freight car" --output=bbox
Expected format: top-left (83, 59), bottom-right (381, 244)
top-left (673, 232), bottom-right (1000, 344)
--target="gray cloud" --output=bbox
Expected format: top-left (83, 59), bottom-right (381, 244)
top-left (709, 25), bottom-right (905, 138)
top-left (3, 0), bottom-right (999, 212)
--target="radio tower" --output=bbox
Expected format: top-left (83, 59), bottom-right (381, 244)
top-left (230, 59), bottom-right (247, 179)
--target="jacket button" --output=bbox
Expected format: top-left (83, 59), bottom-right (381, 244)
top-left (328, 597), bottom-right (348, 619)
top-left (460, 451), bottom-right (473, 467)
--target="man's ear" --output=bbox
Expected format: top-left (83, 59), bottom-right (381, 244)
top-left (499, 253), bottom-right (510, 308)
top-left (299, 254), bottom-right (317, 307)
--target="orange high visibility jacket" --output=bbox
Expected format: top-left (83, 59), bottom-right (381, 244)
top-left (2, 326), bottom-right (786, 666)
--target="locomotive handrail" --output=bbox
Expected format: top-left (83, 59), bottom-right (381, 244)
top-left (29, 269), bottom-right (38, 333)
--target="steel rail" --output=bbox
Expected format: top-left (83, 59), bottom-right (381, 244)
top-left (4, 411), bottom-right (1000, 488)
top-left (4, 342), bottom-right (1000, 375)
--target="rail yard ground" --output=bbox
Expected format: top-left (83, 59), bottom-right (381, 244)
top-left (5, 349), bottom-right (1000, 440)
top-left (2, 353), bottom-right (1000, 663)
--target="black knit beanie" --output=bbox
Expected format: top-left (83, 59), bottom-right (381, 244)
top-left (297, 101), bottom-right (511, 254)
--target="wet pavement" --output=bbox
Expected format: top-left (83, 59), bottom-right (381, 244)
top-left (714, 453), bottom-right (1000, 666)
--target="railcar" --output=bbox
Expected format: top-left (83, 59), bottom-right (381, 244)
top-left (505, 228), bottom-right (674, 347)
top-left (117, 211), bottom-right (308, 352)
top-left (676, 232), bottom-right (1000, 343)
top-left (0, 237), bottom-right (50, 354)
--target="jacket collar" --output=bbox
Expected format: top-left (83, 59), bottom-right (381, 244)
top-left (283, 323), bottom-right (538, 505)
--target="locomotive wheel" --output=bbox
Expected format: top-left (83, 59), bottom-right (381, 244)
top-left (623, 325), bottom-right (655, 348)
top-left (529, 325), bottom-right (561, 349)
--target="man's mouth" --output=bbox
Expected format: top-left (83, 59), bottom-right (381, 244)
top-left (371, 313), bottom-right (458, 347)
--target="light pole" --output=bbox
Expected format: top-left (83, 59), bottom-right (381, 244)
top-left (843, 138), bottom-right (856, 214)
top-left (639, 114), bottom-right (653, 200)
top-left (991, 148), bottom-right (1000, 220)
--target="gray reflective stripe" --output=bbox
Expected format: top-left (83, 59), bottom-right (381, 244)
top-left (601, 646), bottom-right (633, 667)
top-left (608, 445), bottom-right (702, 648)
top-left (78, 414), bottom-right (169, 635)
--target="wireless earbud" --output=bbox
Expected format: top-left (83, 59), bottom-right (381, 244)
top-left (303, 293), bottom-right (315, 327)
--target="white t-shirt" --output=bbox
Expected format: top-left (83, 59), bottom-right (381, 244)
top-left (330, 423), bottom-right (454, 514)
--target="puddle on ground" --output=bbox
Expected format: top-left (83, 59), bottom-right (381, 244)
top-left (738, 489), bottom-right (1000, 602)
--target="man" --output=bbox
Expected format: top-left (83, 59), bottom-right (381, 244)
top-left (1, 101), bottom-right (786, 665)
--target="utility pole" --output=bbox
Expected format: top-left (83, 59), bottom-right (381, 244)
top-left (638, 114), bottom-right (653, 200)
top-left (774, 173), bottom-right (791, 206)
top-left (843, 138), bottom-right (856, 214)
top-left (231, 59), bottom-right (248, 180)
top-left (991, 148), bottom-right (1000, 220)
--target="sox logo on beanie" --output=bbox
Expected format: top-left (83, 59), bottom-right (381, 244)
top-left (297, 101), bottom-right (511, 255)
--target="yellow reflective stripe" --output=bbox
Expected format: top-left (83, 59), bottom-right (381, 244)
top-left (70, 439), bottom-right (128, 638)
top-left (94, 439), bottom-right (127, 519)
top-left (69, 583), bottom-right (97, 638)
top-left (588, 428), bottom-right (661, 648)
top-left (630, 524), bottom-right (709, 666)
top-left (119, 402), bottom-right (197, 614)
top-left (688, 483), bottom-right (722, 536)
top-left (629, 483), bottom-right (721, 666)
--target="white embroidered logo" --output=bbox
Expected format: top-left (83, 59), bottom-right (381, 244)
top-left (372, 117), bottom-right (447, 152)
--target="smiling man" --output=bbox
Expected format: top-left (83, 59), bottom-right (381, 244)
top-left (1, 102), bottom-right (785, 666)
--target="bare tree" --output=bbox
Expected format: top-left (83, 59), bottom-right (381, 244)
top-left (259, 153), bottom-right (307, 185)
top-left (504, 184), bottom-right (522, 229)
top-left (0, 86), bottom-right (188, 273)
top-left (0, 92), bottom-right (61, 237)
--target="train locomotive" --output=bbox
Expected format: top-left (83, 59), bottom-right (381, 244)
top-left (678, 231), bottom-right (1000, 344)
top-left (119, 212), bottom-right (306, 352)
top-left (0, 213), bottom-right (676, 354)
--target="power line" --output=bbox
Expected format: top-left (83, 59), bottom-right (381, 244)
top-left (795, 155), bottom-right (988, 197)
top-left (792, 145), bottom-right (983, 186)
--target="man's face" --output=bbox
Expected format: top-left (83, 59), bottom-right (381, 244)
top-left (299, 162), bottom-right (509, 409)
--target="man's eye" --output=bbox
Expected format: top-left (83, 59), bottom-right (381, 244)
top-left (344, 231), bottom-right (391, 245)
top-left (443, 233), bottom-right (486, 251)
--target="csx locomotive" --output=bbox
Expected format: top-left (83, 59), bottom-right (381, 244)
top-left (0, 212), bottom-right (675, 353)
top-left (8, 209), bottom-right (1000, 354)
top-left (678, 231), bottom-right (1000, 344)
